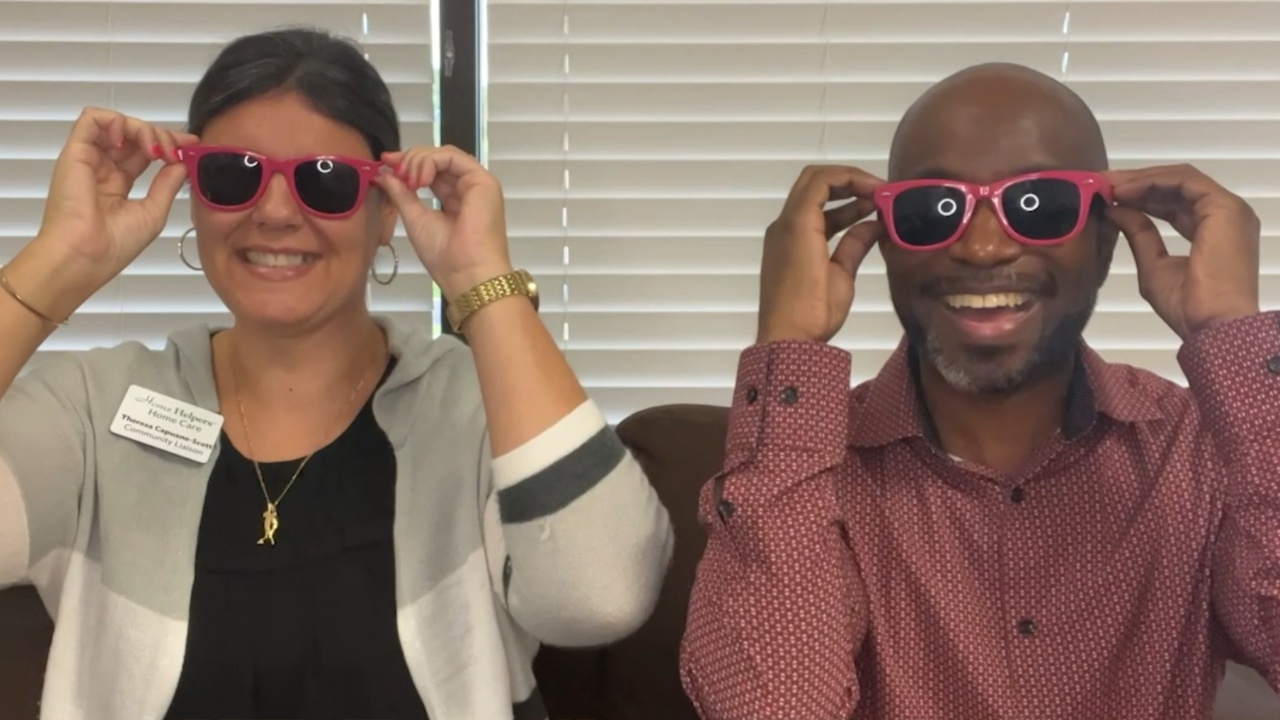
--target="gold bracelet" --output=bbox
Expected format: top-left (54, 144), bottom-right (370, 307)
top-left (0, 266), bottom-right (67, 326)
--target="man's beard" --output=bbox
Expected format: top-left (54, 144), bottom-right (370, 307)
top-left (899, 287), bottom-right (1097, 396)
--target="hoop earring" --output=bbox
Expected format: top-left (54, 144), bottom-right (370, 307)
top-left (371, 243), bottom-right (398, 286)
top-left (178, 228), bottom-right (202, 271)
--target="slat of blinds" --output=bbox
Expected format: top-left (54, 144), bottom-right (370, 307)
top-left (504, 234), bottom-right (1280, 277)
top-left (0, 81), bottom-right (432, 122)
top-left (0, 1), bottom-right (435, 350)
top-left (491, 0), bottom-right (1280, 421)
top-left (501, 198), bottom-right (1280, 238)
top-left (491, 42), bottom-right (1280, 82)
top-left (550, 309), bottom-right (1186, 350)
top-left (489, 1), bottom-right (1280, 42)
top-left (561, 348), bottom-right (1190, 389)
top-left (0, 43), bottom-right (435, 83)
top-left (533, 271), bottom-right (1280, 314)
top-left (491, 81), bottom-right (1280, 119)
top-left (33, 311), bottom-right (433, 359)
top-left (564, 346), bottom-right (1193, 421)
top-left (495, 149), bottom-right (1273, 187)
top-left (0, 2), bottom-right (433, 42)
top-left (0, 119), bottom-right (435, 171)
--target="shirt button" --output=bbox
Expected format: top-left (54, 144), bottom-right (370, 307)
top-left (780, 387), bottom-right (799, 405)
top-left (1010, 487), bottom-right (1026, 504)
top-left (746, 387), bottom-right (759, 404)
top-left (1267, 355), bottom-right (1280, 375)
top-left (717, 499), bottom-right (736, 520)
top-left (1017, 618), bottom-right (1037, 636)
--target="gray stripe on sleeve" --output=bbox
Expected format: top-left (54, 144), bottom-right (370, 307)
top-left (497, 426), bottom-right (625, 524)
top-left (502, 554), bottom-right (513, 603)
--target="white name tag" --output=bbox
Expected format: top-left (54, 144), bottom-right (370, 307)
top-left (110, 385), bottom-right (224, 463)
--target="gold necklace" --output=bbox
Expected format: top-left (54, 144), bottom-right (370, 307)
top-left (228, 353), bottom-right (377, 546)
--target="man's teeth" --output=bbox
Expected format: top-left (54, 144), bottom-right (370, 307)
top-left (244, 251), bottom-right (313, 268)
top-left (943, 292), bottom-right (1031, 310)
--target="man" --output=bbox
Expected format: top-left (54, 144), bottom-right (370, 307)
top-left (679, 63), bottom-right (1280, 719)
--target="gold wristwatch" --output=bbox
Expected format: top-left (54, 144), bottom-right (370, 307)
top-left (446, 269), bottom-right (540, 333)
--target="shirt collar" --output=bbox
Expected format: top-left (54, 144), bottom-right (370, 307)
top-left (848, 338), bottom-right (1166, 448)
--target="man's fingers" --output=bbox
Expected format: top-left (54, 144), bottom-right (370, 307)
top-left (824, 198), bottom-right (876, 239)
top-left (830, 219), bottom-right (883, 278)
top-left (1105, 163), bottom-right (1223, 194)
top-left (1107, 205), bottom-right (1171, 272)
top-left (1104, 164), bottom-right (1221, 217)
top-left (784, 165), bottom-right (884, 215)
top-left (1107, 163), bottom-right (1260, 247)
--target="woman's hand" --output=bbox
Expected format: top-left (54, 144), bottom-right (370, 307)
top-left (36, 107), bottom-right (196, 285)
top-left (6, 107), bottom-right (196, 323)
top-left (373, 145), bottom-right (514, 300)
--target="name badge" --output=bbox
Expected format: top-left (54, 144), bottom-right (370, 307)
top-left (110, 385), bottom-right (224, 463)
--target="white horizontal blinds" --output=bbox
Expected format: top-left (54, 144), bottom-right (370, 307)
top-left (488, 0), bottom-right (1280, 423)
top-left (0, 0), bottom-right (436, 357)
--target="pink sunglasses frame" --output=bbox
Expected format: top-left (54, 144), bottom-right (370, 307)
top-left (175, 145), bottom-right (385, 219)
top-left (871, 170), bottom-right (1114, 251)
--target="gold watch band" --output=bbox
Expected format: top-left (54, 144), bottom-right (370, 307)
top-left (445, 269), bottom-right (540, 333)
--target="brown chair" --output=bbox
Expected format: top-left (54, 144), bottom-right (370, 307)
top-left (534, 403), bottom-right (726, 720)
top-left (0, 584), bottom-right (51, 720)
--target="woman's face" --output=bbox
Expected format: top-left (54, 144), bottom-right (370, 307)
top-left (191, 91), bottom-right (396, 333)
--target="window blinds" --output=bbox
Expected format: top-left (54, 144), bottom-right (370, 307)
top-left (487, 0), bottom-right (1280, 423)
top-left (0, 0), bottom-right (437, 361)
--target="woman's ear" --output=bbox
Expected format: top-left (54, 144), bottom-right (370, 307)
top-left (375, 188), bottom-right (399, 246)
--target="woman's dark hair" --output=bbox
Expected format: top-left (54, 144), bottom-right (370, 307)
top-left (187, 27), bottom-right (400, 157)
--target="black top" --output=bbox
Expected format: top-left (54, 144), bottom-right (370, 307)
top-left (165, 360), bottom-right (429, 720)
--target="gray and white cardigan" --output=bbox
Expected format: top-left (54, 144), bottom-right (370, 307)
top-left (0, 317), bottom-right (674, 720)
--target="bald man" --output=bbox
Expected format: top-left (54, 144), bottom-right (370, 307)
top-left (679, 63), bottom-right (1280, 719)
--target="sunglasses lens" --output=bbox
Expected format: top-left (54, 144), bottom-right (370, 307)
top-left (294, 159), bottom-right (362, 215)
top-left (1001, 178), bottom-right (1081, 241)
top-left (195, 153), bottom-right (263, 207)
top-left (891, 186), bottom-right (967, 247)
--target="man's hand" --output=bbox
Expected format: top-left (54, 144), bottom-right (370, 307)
top-left (1104, 164), bottom-right (1261, 341)
top-left (757, 165), bottom-right (884, 344)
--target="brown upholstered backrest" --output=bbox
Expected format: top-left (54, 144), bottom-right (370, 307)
top-left (534, 403), bottom-right (728, 720)
top-left (0, 585), bottom-right (51, 720)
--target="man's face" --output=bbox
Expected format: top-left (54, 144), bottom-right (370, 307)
top-left (880, 80), bottom-right (1116, 395)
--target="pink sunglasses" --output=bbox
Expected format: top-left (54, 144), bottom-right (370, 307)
top-left (872, 170), bottom-right (1114, 251)
top-left (176, 145), bottom-right (385, 219)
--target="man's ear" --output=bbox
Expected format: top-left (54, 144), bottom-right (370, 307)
top-left (1094, 203), bottom-right (1120, 287)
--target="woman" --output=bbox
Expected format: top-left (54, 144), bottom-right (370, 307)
top-left (0, 28), bottom-right (673, 720)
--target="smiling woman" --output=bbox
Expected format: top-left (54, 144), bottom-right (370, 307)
top-left (0, 26), bottom-right (673, 720)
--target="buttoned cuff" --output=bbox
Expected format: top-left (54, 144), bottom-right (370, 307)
top-left (1179, 311), bottom-right (1280, 455)
top-left (723, 341), bottom-right (852, 470)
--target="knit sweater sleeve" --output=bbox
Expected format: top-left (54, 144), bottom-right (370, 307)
top-left (0, 355), bottom-right (90, 590)
top-left (482, 399), bottom-right (674, 648)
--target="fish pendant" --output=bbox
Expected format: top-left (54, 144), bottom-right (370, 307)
top-left (257, 502), bottom-right (279, 545)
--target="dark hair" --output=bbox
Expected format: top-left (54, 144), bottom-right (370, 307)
top-left (187, 27), bottom-right (400, 157)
